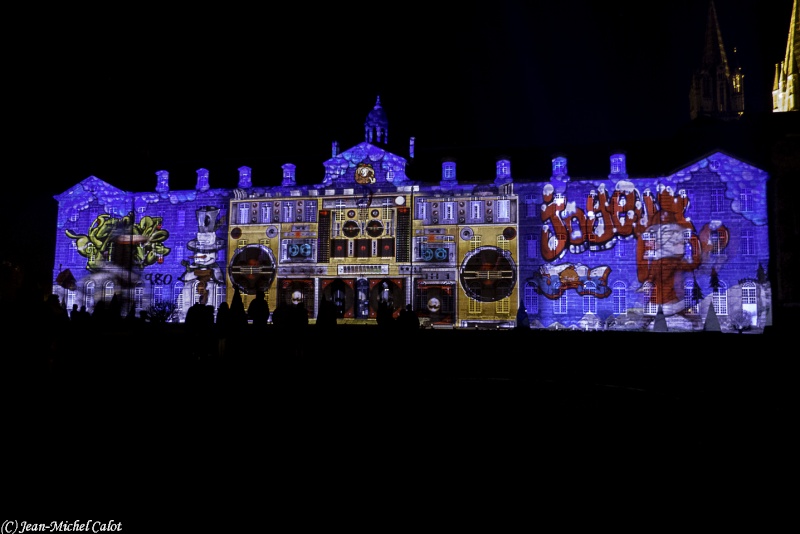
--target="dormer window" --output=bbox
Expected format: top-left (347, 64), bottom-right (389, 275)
top-left (496, 159), bottom-right (510, 177)
top-left (610, 154), bottom-right (625, 174)
top-left (443, 162), bottom-right (456, 180)
top-left (552, 157), bottom-right (567, 176)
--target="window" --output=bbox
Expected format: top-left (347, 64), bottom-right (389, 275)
top-left (553, 158), bottom-right (566, 175)
top-left (238, 203), bottom-right (249, 224)
top-left (711, 230), bottom-right (724, 255)
top-left (643, 282), bottom-right (658, 315)
top-left (497, 160), bottom-right (510, 177)
top-left (496, 199), bottom-right (511, 222)
top-left (740, 188), bottom-right (752, 212)
top-left (711, 189), bottom-right (724, 212)
top-left (153, 285), bottom-right (164, 304)
top-left (742, 283), bottom-right (756, 305)
top-left (416, 200), bottom-right (428, 221)
top-left (712, 281), bottom-right (728, 316)
top-left (683, 229), bottom-right (694, 260)
top-left (554, 292), bottom-right (567, 315)
top-left (616, 237), bottom-right (626, 258)
top-left (683, 279), bottom-right (699, 315)
top-left (134, 282), bottom-right (144, 312)
top-left (177, 210), bottom-right (186, 227)
top-left (85, 281), bottom-right (95, 310)
top-left (304, 202), bottom-right (316, 222)
top-left (215, 284), bottom-right (226, 309)
top-left (524, 283), bottom-right (539, 315)
top-left (582, 282), bottom-right (597, 314)
top-left (282, 202), bottom-right (294, 222)
top-left (104, 281), bottom-right (115, 303)
top-left (526, 235), bottom-right (538, 259)
top-left (524, 194), bottom-right (537, 217)
top-left (260, 203), bottom-right (272, 223)
top-left (174, 282), bottom-right (184, 320)
top-left (192, 281), bottom-right (203, 304)
top-left (740, 229), bottom-right (754, 255)
top-left (443, 162), bottom-right (456, 180)
top-left (469, 201), bottom-right (484, 223)
top-left (741, 281), bottom-right (757, 326)
top-left (643, 232), bottom-right (656, 258)
top-left (496, 297), bottom-right (510, 315)
top-left (442, 202), bottom-right (456, 224)
top-left (613, 281), bottom-right (626, 314)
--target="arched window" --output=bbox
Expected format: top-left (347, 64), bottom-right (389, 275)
top-left (712, 280), bottom-right (728, 316)
top-left (192, 281), bottom-right (203, 304)
top-left (173, 282), bottom-right (185, 322)
top-left (741, 281), bottom-right (757, 326)
top-left (643, 282), bottom-right (658, 315)
top-left (613, 281), bottom-right (627, 314)
top-left (524, 282), bottom-right (539, 315)
top-left (84, 280), bottom-right (95, 310)
top-left (582, 282), bottom-right (597, 314)
top-left (104, 281), bottom-right (115, 303)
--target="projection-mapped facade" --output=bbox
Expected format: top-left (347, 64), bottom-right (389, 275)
top-left (52, 98), bottom-right (772, 332)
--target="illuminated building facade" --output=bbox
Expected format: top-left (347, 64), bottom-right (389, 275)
top-left (52, 95), bottom-right (772, 333)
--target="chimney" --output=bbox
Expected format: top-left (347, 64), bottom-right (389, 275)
top-left (155, 170), bottom-right (169, 194)
top-left (282, 164), bottom-right (297, 187)
top-left (238, 166), bottom-right (252, 188)
top-left (196, 168), bottom-right (210, 191)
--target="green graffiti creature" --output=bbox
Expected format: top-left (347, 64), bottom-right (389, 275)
top-left (66, 212), bottom-right (171, 272)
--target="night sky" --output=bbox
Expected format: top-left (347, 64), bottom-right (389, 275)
top-left (5, 0), bottom-right (794, 282)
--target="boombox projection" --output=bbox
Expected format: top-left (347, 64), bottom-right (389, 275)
top-left (51, 98), bottom-right (772, 333)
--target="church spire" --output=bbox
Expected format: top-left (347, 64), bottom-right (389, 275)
top-left (773, 0), bottom-right (799, 112)
top-left (364, 95), bottom-right (389, 145)
top-left (689, 0), bottom-right (744, 121)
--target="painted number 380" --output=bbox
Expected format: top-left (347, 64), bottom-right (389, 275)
top-left (144, 273), bottom-right (173, 285)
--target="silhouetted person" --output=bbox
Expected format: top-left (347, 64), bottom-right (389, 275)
top-left (185, 302), bottom-right (215, 361)
top-left (92, 300), bottom-right (108, 325)
top-left (229, 287), bottom-right (248, 331)
top-left (248, 289), bottom-right (270, 328)
top-left (376, 301), bottom-right (395, 329)
top-left (108, 294), bottom-right (123, 325)
top-left (316, 297), bottom-right (338, 330)
top-left (271, 302), bottom-right (289, 329)
top-left (215, 301), bottom-right (230, 357)
top-left (70, 304), bottom-right (90, 325)
top-left (398, 304), bottom-right (420, 331)
top-left (289, 300), bottom-right (309, 331)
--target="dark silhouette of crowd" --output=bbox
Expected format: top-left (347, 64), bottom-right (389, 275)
top-left (247, 289), bottom-right (270, 328)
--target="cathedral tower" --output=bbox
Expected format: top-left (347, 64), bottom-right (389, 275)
top-left (689, 0), bottom-right (745, 121)
top-left (773, 0), bottom-right (799, 112)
